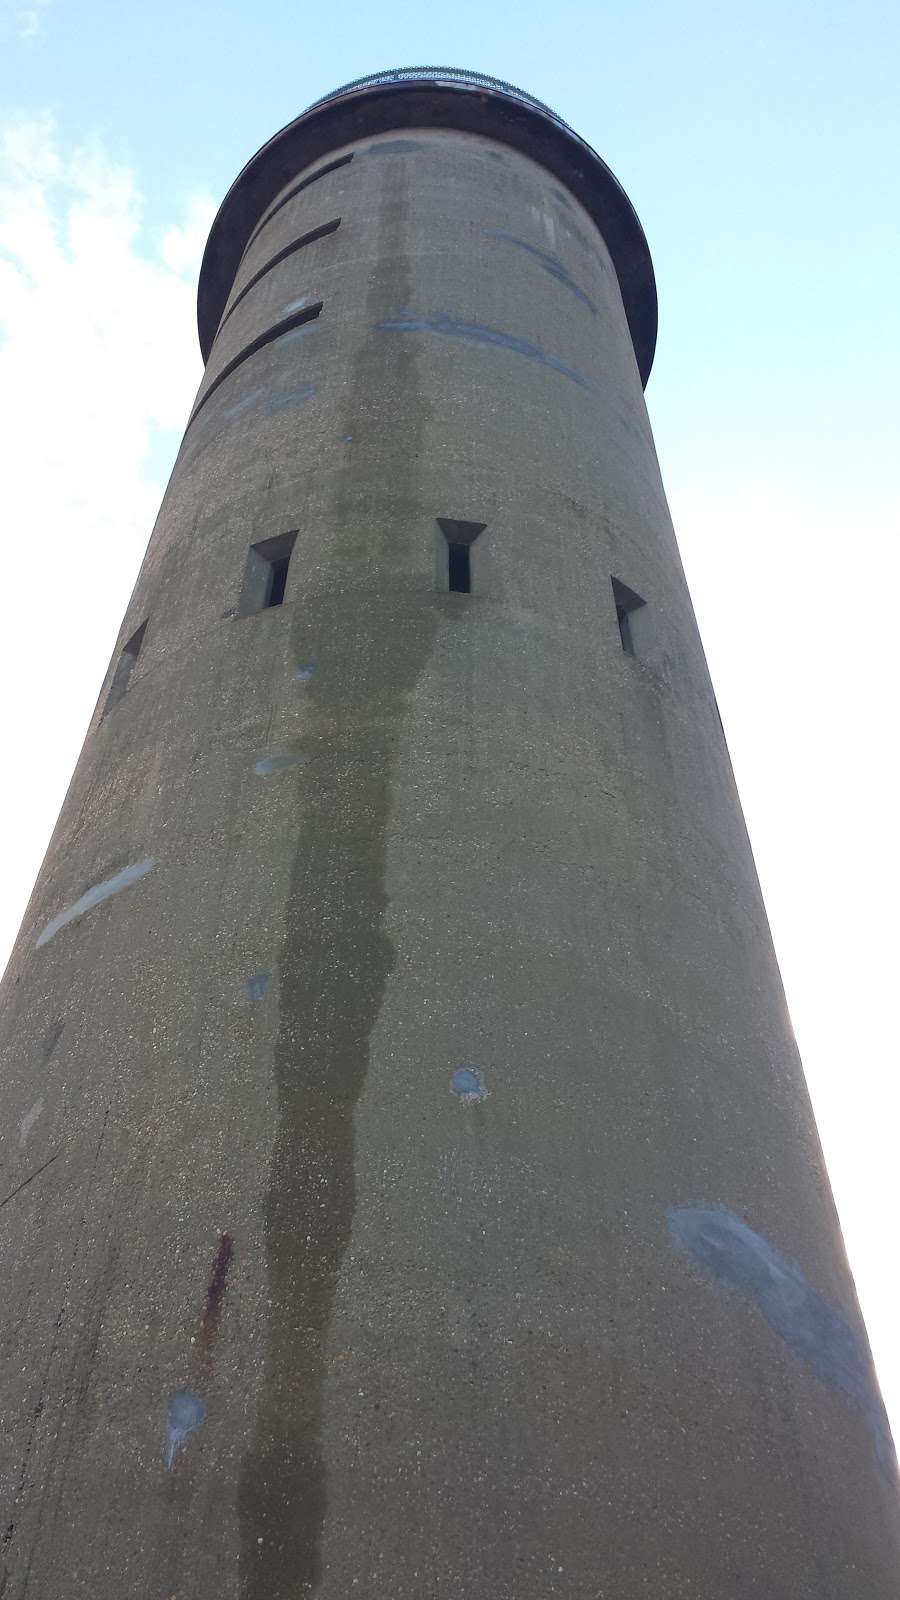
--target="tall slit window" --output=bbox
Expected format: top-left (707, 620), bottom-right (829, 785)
top-left (103, 620), bottom-right (147, 717)
top-left (239, 531), bottom-right (298, 615)
top-left (447, 543), bottom-right (471, 593)
top-left (437, 518), bottom-right (487, 595)
top-left (611, 576), bottom-right (646, 657)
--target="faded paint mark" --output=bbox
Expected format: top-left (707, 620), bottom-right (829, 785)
top-left (165, 1390), bottom-right (206, 1470)
top-left (267, 382), bottom-right (318, 418)
top-left (255, 753), bottom-right (303, 776)
top-left (42, 1020), bottom-right (64, 1061)
top-left (280, 323), bottom-right (317, 349)
top-left (36, 858), bottom-right (155, 948)
top-left (670, 1204), bottom-right (896, 1474)
top-left (179, 374), bottom-right (320, 475)
top-left (0, 1150), bottom-right (59, 1211)
top-left (246, 972), bottom-right (269, 1001)
top-left (294, 664), bottom-right (315, 682)
top-left (18, 1099), bottom-right (44, 1149)
top-left (367, 138), bottom-right (424, 154)
top-left (485, 228), bottom-right (597, 314)
top-left (223, 385), bottom-right (266, 421)
top-left (377, 312), bottom-right (590, 390)
top-left (199, 1233), bottom-right (234, 1357)
top-left (451, 1067), bottom-right (488, 1104)
top-left (280, 295), bottom-right (311, 316)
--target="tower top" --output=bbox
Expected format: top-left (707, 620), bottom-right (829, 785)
top-left (196, 67), bottom-right (658, 384)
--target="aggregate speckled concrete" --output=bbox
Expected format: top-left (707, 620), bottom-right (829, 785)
top-left (1, 69), bottom-right (898, 1600)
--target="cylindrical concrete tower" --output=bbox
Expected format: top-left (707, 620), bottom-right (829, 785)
top-left (1, 66), bottom-right (897, 1600)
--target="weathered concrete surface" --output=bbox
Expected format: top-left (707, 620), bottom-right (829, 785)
top-left (1, 74), bottom-right (899, 1599)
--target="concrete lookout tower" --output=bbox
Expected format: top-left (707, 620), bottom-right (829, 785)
top-left (2, 67), bottom-right (898, 1600)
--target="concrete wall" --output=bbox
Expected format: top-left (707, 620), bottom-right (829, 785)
top-left (1, 119), bottom-right (898, 1599)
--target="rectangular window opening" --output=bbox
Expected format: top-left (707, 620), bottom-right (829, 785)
top-left (437, 518), bottom-right (487, 596)
top-left (611, 576), bottom-right (646, 657)
top-left (240, 531), bottom-right (298, 616)
top-left (246, 153), bottom-right (354, 252)
top-left (266, 555), bottom-right (291, 609)
top-left (447, 543), bottom-right (471, 594)
top-left (103, 619), bottom-right (147, 717)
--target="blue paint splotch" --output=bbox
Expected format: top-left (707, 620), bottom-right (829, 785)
top-left (36, 858), bottom-right (156, 948)
top-left (246, 972), bottom-right (269, 1002)
top-left (165, 1390), bottom-right (206, 1470)
top-left (377, 312), bottom-right (590, 390)
top-left (485, 229), bottom-right (597, 315)
top-left (670, 1204), bottom-right (895, 1474)
top-left (255, 754), bottom-right (303, 776)
top-left (294, 663), bottom-right (316, 682)
top-left (451, 1068), bottom-right (488, 1104)
top-left (266, 381), bottom-right (318, 418)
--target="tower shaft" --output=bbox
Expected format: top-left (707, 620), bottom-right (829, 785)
top-left (1, 70), bottom-right (897, 1600)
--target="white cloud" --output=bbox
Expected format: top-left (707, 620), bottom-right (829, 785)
top-left (0, 0), bottom-right (51, 41)
top-left (0, 113), bottom-right (213, 964)
top-left (665, 462), bottom-right (900, 1444)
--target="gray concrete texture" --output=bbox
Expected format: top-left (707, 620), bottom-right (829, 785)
top-left (1, 80), bottom-right (899, 1599)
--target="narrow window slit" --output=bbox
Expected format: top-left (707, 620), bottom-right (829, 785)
top-left (185, 302), bottom-right (322, 432)
top-left (246, 154), bottom-right (354, 252)
top-left (267, 555), bottom-right (290, 608)
top-left (611, 576), bottom-right (646, 656)
top-left (437, 518), bottom-right (487, 595)
top-left (219, 218), bottom-right (341, 334)
top-left (103, 620), bottom-right (147, 716)
top-left (447, 544), bottom-right (471, 593)
top-left (240, 531), bottom-right (298, 615)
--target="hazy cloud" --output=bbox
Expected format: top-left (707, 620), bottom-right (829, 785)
top-left (0, 113), bottom-right (214, 958)
top-left (0, 0), bottom-right (52, 41)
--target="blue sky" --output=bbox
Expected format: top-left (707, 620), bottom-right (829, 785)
top-left (5, 0), bottom-right (898, 529)
top-left (1, 0), bottom-right (899, 1446)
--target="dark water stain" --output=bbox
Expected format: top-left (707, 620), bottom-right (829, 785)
top-left (670, 1204), bottom-right (896, 1475)
top-left (485, 228), bottom-right (597, 315)
top-left (246, 972), bottom-right (270, 1001)
top-left (377, 311), bottom-right (590, 390)
top-left (199, 1232), bottom-right (235, 1359)
top-left (551, 186), bottom-right (572, 208)
top-left (367, 138), bottom-right (424, 154)
top-left (165, 1390), bottom-right (206, 1470)
top-left (237, 158), bottom-right (438, 1598)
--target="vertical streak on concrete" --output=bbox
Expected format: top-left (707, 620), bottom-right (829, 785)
top-left (236, 161), bottom-right (436, 1598)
